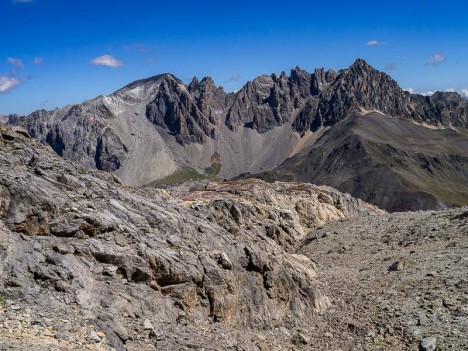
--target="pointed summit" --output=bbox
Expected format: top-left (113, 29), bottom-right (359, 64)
top-left (351, 58), bottom-right (371, 67)
top-left (115, 73), bottom-right (181, 95)
top-left (290, 65), bottom-right (311, 82)
top-left (348, 58), bottom-right (378, 75)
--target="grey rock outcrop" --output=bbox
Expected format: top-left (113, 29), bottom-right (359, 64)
top-left (419, 337), bottom-right (437, 351)
top-left (8, 105), bottom-right (128, 172)
top-left (0, 124), bottom-right (377, 350)
top-left (225, 67), bottom-right (315, 133)
top-left (144, 74), bottom-right (226, 144)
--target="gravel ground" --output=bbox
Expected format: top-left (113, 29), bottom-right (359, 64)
top-left (300, 207), bottom-right (468, 350)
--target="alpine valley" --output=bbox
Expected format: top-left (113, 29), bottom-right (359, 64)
top-left (7, 59), bottom-right (468, 212)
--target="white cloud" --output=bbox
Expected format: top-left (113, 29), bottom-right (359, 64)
top-left (426, 53), bottom-right (446, 66)
top-left (144, 57), bottom-right (159, 64)
top-left (447, 88), bottom-right (468, 98)
top-left (405, 87), bottom-right (468, 98)
top-left (366, 39), bottom-right (384, 46)
top-left (224, 74), bottom-right (241, 84)
top-left (90, 55), bottom-right (123, 68)
top-left (13, 0), bottom-right (35, 3)
top-left (34, 56), bottom-right (43, 65)
top-left (6, 57), bottom-right (24, 69)
top-left (421, 91), bottom-right (435, 96)
top-left (440, 88), bottom-right (468, 98)
top-left (124, 42), bottom-right (150, 53)
top-left (0, 76), bottom-right (21, 93)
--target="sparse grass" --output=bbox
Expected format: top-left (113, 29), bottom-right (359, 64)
top-left (365, 140), bottom-right (468, 206)
top-left (151, 166), bottom-right (220, 185)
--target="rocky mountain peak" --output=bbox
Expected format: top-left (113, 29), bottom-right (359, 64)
top-left (188, 76), bottom-right (199, 90)
top-left (225, 69), bottom-right (315, 133)
top-left (431, 91), bottom-right (465, 104)
top-left (311, 68), bottom-right (336, 94)
top-left (144, 73), bottom-right (227, 144)
top-left (341, 58), bottom-right (398, 88)
top-left (199, 76), bottom-right (216, 86)
top-left (291, 65), bottom-right (306, 72)
top-left (116, 73), bottom-right (176, 92)
top-left (111, 73), bottom-right (183, 105)
top-left (348, 58), bottom-right (374, 72)
top-left (307, 59), bottom-right (408, 127)
top-left (188, 76), bottom-right (218, 93)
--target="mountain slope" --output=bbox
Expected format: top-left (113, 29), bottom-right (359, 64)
top-left (257, 112), bottom-right (468, 211)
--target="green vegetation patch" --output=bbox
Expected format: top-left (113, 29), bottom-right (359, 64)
top-left (155, 167), bottom-right (209, 184)
top-left (152, 167), bottom-right (211, 185)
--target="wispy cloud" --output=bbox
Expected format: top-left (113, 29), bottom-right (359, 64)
top-left (13, 0), bottom-right (36, 3)
top-left (366, 39), bottom-right (384, 46)
top-left (34, 56), bottom-right (43, 65)
top-left (403, 87), bottom-right (468, 98)
top-left (124, 42), bottom-right (150, 53)
top-left (224, 74), bottom-right (241, 84)
top-left (445, 88), bottom-right (468, 98)
top-left (7, 57), bottom-right (24, 70)
top-left (4, 57), bottom-right (24, 90)
top-left (426, 53), bottom-right (446, 66)
top-left (144, 57), bottom-right (159, 65)
top-left (0, 76), bottom-right (21, 93)
top-left (405, 88), bottom-right (434, 96)
top-left (90, 55), bottom-right (123, 68)
top-left (385, 63), bottom-right (397, 71)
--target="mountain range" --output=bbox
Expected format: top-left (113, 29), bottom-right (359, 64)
top-left (1, 59), bottom-right (468, 350)
top-left (6, 59), bottom-right (468, 211)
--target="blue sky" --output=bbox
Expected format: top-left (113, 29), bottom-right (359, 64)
top-left (1, 0), bottom-right (467, 115)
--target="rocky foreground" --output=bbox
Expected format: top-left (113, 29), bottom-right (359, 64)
top-left (0, 125), bottom-right (467, 350)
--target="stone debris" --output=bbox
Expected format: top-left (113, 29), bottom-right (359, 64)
top-left (419, 336), bottom-right (437, 351)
